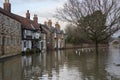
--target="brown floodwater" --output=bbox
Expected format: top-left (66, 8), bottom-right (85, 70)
top-left (0, 46), bottom-right (120, 80)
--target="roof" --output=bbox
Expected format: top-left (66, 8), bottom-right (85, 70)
top-left (40, 24), bottom-right (49, 34)
top-left (0, 7), bottom-right (20, 22)
top-left (39, 24), bottom-right (47, 34)
top-left (13, 14), bottom-right (40, 30)
top-left (41, 23), bottom-right (64, 34)
top-left (0, 7), bottom-right (40, 31)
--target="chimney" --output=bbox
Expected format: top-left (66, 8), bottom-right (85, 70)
top-left (4, 0), bottom-right (11, 13)
top-left (55, 22), bottom-right (60, 30)
top-left (26, 10), bottom-right (30, 19)
top-left (33, 14), bottom-right (38, 23)
top-left (44, 21), bottom-right (47, 26)
top-left (48, 19), bottom-right (52, 27)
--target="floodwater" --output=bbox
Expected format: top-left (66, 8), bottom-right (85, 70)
top-left (0, 47), bottom-right (120, 80)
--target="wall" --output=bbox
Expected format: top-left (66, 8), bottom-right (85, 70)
top-left (0, 13), bottom-right (22, 56)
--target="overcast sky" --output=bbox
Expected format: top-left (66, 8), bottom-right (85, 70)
top-left (0, 0), bottom-right (67, 29)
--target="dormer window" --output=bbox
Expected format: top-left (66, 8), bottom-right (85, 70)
top-left (26, 30), bottom-right (32, 36)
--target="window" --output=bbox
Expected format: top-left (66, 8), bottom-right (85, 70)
top-left (27, 30), bottom-right (31, 35)
top-left (6, 18), bottom-right (10, 26)
top-left (6, 37), bottom-right (10, 45)
top-left (24, 41), bottom-right (26, 48)
top-left (14, 22), bottom-right (17, 29)
top-left (13, 37), bottom-right (17, 45)
top-left (17, 23), bottom-right (20, 30)
top-left (0, 36), bottom-right (2, 45)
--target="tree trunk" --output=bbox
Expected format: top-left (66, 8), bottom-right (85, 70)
top-left (95, 40), bottom-right (99, 55)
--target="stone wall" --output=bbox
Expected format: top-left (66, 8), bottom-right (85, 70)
top-left (0, 13), bottom-right (22, 57)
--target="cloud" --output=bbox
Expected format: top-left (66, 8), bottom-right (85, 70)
top-left (0, 0), bottom-right (67, 29)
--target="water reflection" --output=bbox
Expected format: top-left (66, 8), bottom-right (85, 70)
top-left (0, 56), bottom-right (22, 80)
top-left (0, 47), bottom-right (120, 80)
top-left (105, 46), bottom-right (120, 79)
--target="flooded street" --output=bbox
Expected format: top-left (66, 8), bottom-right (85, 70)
top-left (0, 47), bottom-right (120, 80)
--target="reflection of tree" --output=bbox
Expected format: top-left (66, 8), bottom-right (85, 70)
top-left (65, 49), bottom-right (109, 80)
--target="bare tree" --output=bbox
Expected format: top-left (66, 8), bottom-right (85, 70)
top-left (55, 0), bottom-right (120, 54)
top-left (65, 24), bottom-right (89, 45)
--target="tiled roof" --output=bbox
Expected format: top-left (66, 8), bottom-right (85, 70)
top-left (0, 7), bottom-right (20, 22)
top-left (41, 24), bottom-right (64, 34)
top-left (0, 7), bottom-right (40, 30)
top-left (40, 24), bottom-right (49, 34)
top-left (13, 14), bottom-right (40, 30)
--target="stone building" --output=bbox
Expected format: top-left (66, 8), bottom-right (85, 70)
top-left (40, 24), bottom-right (47, 51)
top-left (54, 22), bottom-right (65, 49)
top-left (41, 20), bottom-right (65, 50)
top-left (13, 11), bottom-right (41, 52)
top-left (0, 0), bottom-right (21, 56)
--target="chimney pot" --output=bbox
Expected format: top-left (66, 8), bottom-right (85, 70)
top-left (55, 22), bottom-right (60, 29)
top-left (26, 10), bottom-right (30, 19)
top-left (4, 0), bottom-right (11, 12)
top-left (48, 19), bottom-right (52, 27)
top-left (33, 14), bottom-right (38, 23)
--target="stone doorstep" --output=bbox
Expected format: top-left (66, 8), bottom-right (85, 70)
top-left (0, 53), bottom-right (20, 59)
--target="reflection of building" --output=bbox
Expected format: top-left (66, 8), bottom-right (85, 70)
top-left (0, 0), bottom-right (21, 56)
top-left (41, 20), bottom-right (65, 50)
top-left (21, 50), bottom-right (65, 79)
top-left (0, 56), bottom-right (22, 80)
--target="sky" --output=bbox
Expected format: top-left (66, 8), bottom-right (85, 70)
top-left (0, 0), bottom-right (67, 29)
top-left (0, 0), bottom-right (120, 37)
